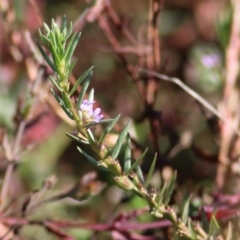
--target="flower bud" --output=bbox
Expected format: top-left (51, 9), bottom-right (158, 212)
top-left (107, 159), bottom-right (122, 176)
top-left (113, 175), bottom-right (135, 191)
top-left (149, 188), bottom-right (158, 202)
top-left (150, 208), bottom-right (163, 218)
top-left (129, 172), bottom-right (143, 189)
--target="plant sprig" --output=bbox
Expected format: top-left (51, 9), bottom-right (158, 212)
top-left (37, 16), bottom-right (228, 240)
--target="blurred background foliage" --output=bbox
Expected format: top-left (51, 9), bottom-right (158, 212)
top-left (1, 0), bottom-right (239, 239)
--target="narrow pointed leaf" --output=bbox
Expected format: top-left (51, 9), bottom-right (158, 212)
top-left (157, 182), bottom-right (167, 206)
top-left (49, 31), bottom-right (57, 48)
top-left (181, 195), bottom-right (191, 224)
top-left (61, 15), bottom-right (67, 32)
top-left (111, 120), bottom-right (131, 160)
top-left (66, 21), bottom-right (72, 39)
top-left (83, 118), bottom-right (116, 129)
top-left (50, 87), bottom-right (64, 106)
top-left (125, 148), bottom-right (148, 175)
top-left (98, 114), bottom-right (120, 144)
top-left (67, 59), bottom-right (77, 78)
top-left (144, 153), bottom-right (157, 188)
top-left (64, 32), bottom-right (81, 65)
top-left (55, 28), bottom-right (62, 46)
top-left (36, 41), bottom-right (57, 72)
top-left (51, 87), bottom-right (74, 119)
top-left (98, 118), bottom-right (118, 124)
top-left (62, 107), bottom-right (74, 119)
top-left (226, 222), bottom-right (232, 240)
top-left (51, 18), bottom-right (57, 29)
top-left (39, 30), bottom-right (50, 46)
top-left (188, 218), bottom-right (197, 239)
top-left (77, 146), bottom-right (97, 165)
top-left (163, 171), bottom-right (177, 205)
top-left (49, 76), bottom-right (62, 92)
top-left (86, 128), bottom-right (95, 143)
top-left (88, 89), bottom-right (94, 102)
top-left (43, 23), bottom-right (51, 33)
top-left (69, 66), bottom-right (94, 96)
top-left (209, 215), bottom-right (220, 237)
top-left (136, 166), bottom-right (144, 184)
top-left (49, 41), bottom-right (61, 68)
top-left (64, 31), bottom-right (76, 57)
top-left (76, 70), bottom-right (93, 109)
top-left (65, 133), bottom-right (89, 144)
top-left (77, 147), bottom-right (108, 171)
top-left (62, 91), bottom-right (72, 109)
top-left (58, 43), bottom-right (65, 58)
top-left (123, 134), bottom-right (131, 172)
top-left (64, 59), bottom-right (77, 80)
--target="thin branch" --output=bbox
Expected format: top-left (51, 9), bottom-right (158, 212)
top-left (104, 0), bottom-right (139, 46)
top-left (0, 121), bottom-right (26, 212)
top-left (138, 68), bottom-right (239, 136)
top-left (216, 0), bottom-right (240, 189)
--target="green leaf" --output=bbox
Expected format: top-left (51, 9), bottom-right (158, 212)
top-left (50, 87), bottom-right (64, 106)
top-left (39, 29), bottom-right (50, 46)
top-left (49, 31), bottom-right (57, 48)
top-left (51, 18), bottom-right (58, 30)
top-left (36, 41), bottom-right (57, 72)
top-left (76, 70), bottom-right (93, 109)
top-left (163, 171), bottom-right (176, 205)
top-left (181, 195), bottom-right (191, 224)
top-left (226, 222), bottom-right (232, 240)
top-left (49, 41), bottom-right (61, 69)
top-left (43, 23), bottom-right (51, 33)
top-left (144, 153), bottom-right (157, 188)
top-left (209, 214), bottom-right (220, 237)
top-left (123, 134), bottom-right (131, 172)
top-left (66, 59), bottom-right (77, 79)
top-left (50, 87), bottom-right (73, 119)
top-left (136, 166), bottom-right (144, 184)
top-left (62, 91), bottom-right (73, 109)
top-left (88, 89), bottom-right (94, 102)
top-left (64, 32), bottom-right (81, 65)
top-left (66, 21), bottom-right (73, 39)
top-left (125, 148), bottom-right (148, 175)
top-left (69, 66), bottom-right (94, 96)
top-left (157, 182), bottom-right (167, 206)
top-left (65, 132), bottom-right (88, 144)
top-left (61, 15), bottom-right (67, 32)
top-left (111, 121), bottom-right (131, 160)
top-left (86, 128), bottom-right (95, 143)
top-left (98, 114), bottom-right (121, 144)
top-left (63, 31), bottom-right (76, 57)
top-left (77, 146), bottom-right (97, 164)
top-left (49, 76), bottom-right (62, 92)
top-left (188, 218), bottom-right (197, 239)
top-left (55, 27), bottom-right (62, 45)
top-left (83, 118), bottom-right (116, 129)
top-left (77, 147), bottom-right (108, 171)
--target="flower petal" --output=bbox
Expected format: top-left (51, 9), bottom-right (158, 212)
top-left (93, 108), bottom-right (101, 116)
top-left (80, 99), bottom-right (95, 112)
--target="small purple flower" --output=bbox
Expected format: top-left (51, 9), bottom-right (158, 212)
top-left (201, 54), bottom-right (220, 68)
top-left (90, 108), bottom-right (104, 123)
top-left (80, 99), bottom-right (104, 123)
top-left (80, 99), bottom-right (95, 112)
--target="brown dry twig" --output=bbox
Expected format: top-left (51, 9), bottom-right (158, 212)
top-left (217, 0), bottom-right (240, 189)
